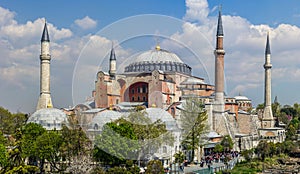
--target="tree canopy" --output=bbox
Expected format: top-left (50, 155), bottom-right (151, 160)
top-left (180, 97), bottom-right (208, 161)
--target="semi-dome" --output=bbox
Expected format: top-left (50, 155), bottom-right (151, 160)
top-left (234, 95), bottom-right (250, 101)
top-left (27, 108), bottom-right (68, 130)
top-left (144, 108), bottom-right (179, 131)
top-left (88, 108), bottom-right (179, 132)
top-left (124, 47), bottom-right (192, 75)
top-left (89, 110), bottom-right (122, 131)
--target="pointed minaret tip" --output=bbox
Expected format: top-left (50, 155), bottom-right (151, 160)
top-left (110, 42), bottom-right (116, 60)
top-left (217, 5), bottom-right (224, 36)
top-left (41, 20), bottom-right (50, 42)
top-left (265, 32), bottom-right (271, 55)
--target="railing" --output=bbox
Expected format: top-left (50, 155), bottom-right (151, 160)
top-left (193, 156), bottom-right (241, 174)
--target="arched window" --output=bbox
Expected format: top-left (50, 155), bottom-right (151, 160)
top-left (94, 124), bottom-right (98, 130)
top-left (163, 146), bottom-right (167, 153)
top-left (171, 107), bottom-right (175, 116)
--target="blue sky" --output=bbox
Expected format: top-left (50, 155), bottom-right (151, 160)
top-left (1, 0), bottom-right (300, 113)
top-left (2, 0), bottom-right (300, 29)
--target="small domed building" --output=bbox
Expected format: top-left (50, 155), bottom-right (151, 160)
top-left (27, 108), bottom-right (68, 130)
top-left (234, 94), bottom-right (252, 112)
top-left (87, 107), bottom-right (181, 164)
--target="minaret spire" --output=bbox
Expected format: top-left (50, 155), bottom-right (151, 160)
top-left (109, 42), bottom-right (117, 79)
top-left (265, 32), bottom-right (271, 55)
top-left (41, 21), bottom-right (50, 42)
top-left (262, 32), bottom-right (274, 128)
top-left (36, 21), bottom-right (53, 110)
top-left (109, 42), bottom-right (116, 61)
top-left (213, 6), bottom-right (226, 133)
top-left (217, 5), bottom-right (224, 37)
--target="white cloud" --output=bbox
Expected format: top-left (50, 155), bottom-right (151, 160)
top-left (0, 6), bottom-right (15, 26)
top-left (168, 0), bottom-right (300, 105)
top-left (74, 16), bottom-right (97, 30)
top-left (0, 18), bottom-right (72, 49)
top-left (1, 0), bottom-right (300, 111)
top-left (184, 0), bottom-right (209, 23)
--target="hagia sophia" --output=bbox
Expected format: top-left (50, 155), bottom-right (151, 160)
top-left (27, 10), bottom-right (286, 163)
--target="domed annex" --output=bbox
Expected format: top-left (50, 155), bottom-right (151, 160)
top-left (124, 46), bottom-right (192, 75)
top-left (234, 94), bottom-right (252, 111)
top-left (27, 108), bottom-right (68, 130)
top-left (89, 110), bottom-right (122, 131)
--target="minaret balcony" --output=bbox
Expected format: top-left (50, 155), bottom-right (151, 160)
top-left (214, 49), bottom-right (225, 55)
top-left (264, 64), bottom-right (272, 69)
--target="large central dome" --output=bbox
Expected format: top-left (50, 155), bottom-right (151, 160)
top-left (124, 46), bottom-right (192, 75)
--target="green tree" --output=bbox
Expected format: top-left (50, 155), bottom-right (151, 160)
top-left (93, 120), bottom-right (139, 166)
top-left (278, 112), bottom-right (290, 125)
top-left (214, 144), bottom-right (224, 153)
top-left (255, 140), bottom-right (270, 161)
top-left (174, 151), bottom-right (185, 163)
top-left (180, 97), bottom-right (208, 162)
top-left (21, 123), bottom-right (46, 168)
top-left (293, 103), bottom-right (300, 117)
top-left (281, 106), bottom-right (297, 118)
top-left (272, 101), bottom-right (281, 117)
top-left (0, 144), bottom-right (7, 168)
top-left (126, 110), bottom-right (174, 163)
top-left (241, 149), bottom-right (254, 162)
top-left (1, 129), bottom-right (38, 174)
top-left (286, 118), bottom-right (299, 140)
top-left (35, 131), bottom-right (63, 172)
top-left (59, 114), bottom-right (96, 173)
top-left (146, 160), bottom-right (164, 174)
top-left (221, 135), bottom-right (233, 152)
top-left (0, 107), bottom-right (27, 135)
top-left (256, 103), bottom-right (264, 111)
top-left (268, 142), bottom-right (276, 157)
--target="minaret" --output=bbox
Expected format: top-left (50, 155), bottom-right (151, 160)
top-left (262, 33), bottom-right (274, 128)
top-left (109, 44), bottom-right (116, 79)
top-left (213, 9), bottom-right (225, 130)
top-left (36, 22), bottom-right (53, 110)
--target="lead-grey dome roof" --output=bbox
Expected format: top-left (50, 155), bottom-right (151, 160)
top-left (144, 108), bottom-right (179, 131)
top-left (27, 108), bottom-right (68, 130)
top-left (124, 47), bottom-right (192, 75)
top-left (88, 108), bottom-right (179, 132)
top-left (135, 49), bottom-right (183, 63)
top-left (89, 110), bottom-right (122, 131)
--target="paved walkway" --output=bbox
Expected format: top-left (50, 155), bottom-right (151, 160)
top-left (183, 162), bottom-right (226, 174)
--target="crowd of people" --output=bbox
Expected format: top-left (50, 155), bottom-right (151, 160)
top-left (199, 151), bottom-right (240, 169)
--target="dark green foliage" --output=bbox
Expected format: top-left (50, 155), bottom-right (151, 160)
top-left (146, 160), bottom-right (164, 174)
top-left (221, 135), bottom-right (234, 152)
top-left (256, 103), bottom-right (264, 111)
top-left (1, 129), bottom-right (38, 174)
top-left (94, 111), bottom-right (174, 167)
top-left (180, 98), bottom-right (208, 161)
top-left (0, 143), bottom-right (8, 168)
top-left (0, 107), bottom-right (27, 134)
top-left (173, 151), bottom-right (185, 163)
top-left (255, 140), bottom-right (270, 161)
top-left (241, 149), bottom-right (254, 162)
top-left (281, 106), bottom-right (297, 117)
top-left (214, 144), bottom-right (224, 153)
top-left (229, 160), bottom-right (262, 174)
top-left (21, 123), bottom-right (46, 160)
top-left (286, 118), bottom-right (299, 140)
top-left (93, 120), bottom-right (139, 165)
top-left (35, 131), bottom-right (63, 171)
